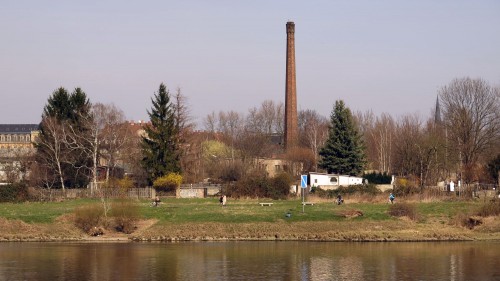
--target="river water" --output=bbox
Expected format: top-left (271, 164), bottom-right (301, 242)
top-left (0, 241), bottom-right (498, 280)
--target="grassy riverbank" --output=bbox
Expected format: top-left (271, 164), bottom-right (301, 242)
top-left (0, 197), bottom-right (499, 242)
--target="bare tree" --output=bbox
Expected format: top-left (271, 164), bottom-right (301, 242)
top-left (36, 117), bottom-right (69, 190)
top-left (298, 109), bottom-right (329, 171)
top-left (218, 111), bottom-right (243, 162)
top-left (64, 104), bottom-right (104, 192)
top-left (275, 102), bottom-right (285, 136)
top-left (173, 87), bottom-right (195, 144)
top-left (260, 100), bottom-right (277, 134)
top-left (97, 104), bottom-right (130, 181)
top-left (203, 111), bottom-right (217, 134)
top-left (440, 77), bottom-right (500, 182)
top-left (245, 107), bottom-right (264, 133)
top-left (392, 114), bottom-right (422, 177)
top-left (370, 114), bottom-right (395, 173)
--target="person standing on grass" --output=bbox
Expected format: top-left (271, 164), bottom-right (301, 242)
top-left (389, 193), bottom-right (395, 204)
top-left (222, 195), bottom-right (227, 207)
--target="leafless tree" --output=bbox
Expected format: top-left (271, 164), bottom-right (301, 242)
top-left (275, 102), bottom-right (285, 137)
top-left (173, 87), bottom-right (195, 144)
top-left (36, 117), bottom-right (69, 190)
top-left (298, 109), bottom-right (329, 171)
top-left (96, 104), bottom-right (130, 181)
top-left (440, 77), bottom-right (500, 182)
top-left (203, 111), bottom-right (217, 134)
top-left (218, 111), bottom-right (243, 162)
top-left (64, 103), bottom-right (128, 192)
top-left (369, 113), bottom-right (395, 173)
top-left (245, 107), bottom-right (264, 133)
top-left (392, 114), bottom-right (422, 177)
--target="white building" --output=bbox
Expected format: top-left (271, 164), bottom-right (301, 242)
top-left (308, 172), bottom-right (363, 190)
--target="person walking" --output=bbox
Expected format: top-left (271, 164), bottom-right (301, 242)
top-left (389, 193), bottom-right (395, 204)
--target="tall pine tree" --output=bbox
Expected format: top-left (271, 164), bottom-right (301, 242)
top-left (319, 100), bottom-right (366, 175)
top-left (142, 83), bottom-right (181, 184)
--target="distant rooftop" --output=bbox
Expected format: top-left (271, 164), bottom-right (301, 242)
top-left (0, 124), bottom-right (40, 134)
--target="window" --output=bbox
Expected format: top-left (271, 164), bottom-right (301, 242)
top-left (329, 177), bottom-right (338, 184)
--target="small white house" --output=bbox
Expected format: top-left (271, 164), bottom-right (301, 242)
top-left (308, 172), bottom-right (363, 190)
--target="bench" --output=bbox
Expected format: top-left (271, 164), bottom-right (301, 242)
top-left (302, 202), bottom-right (314, 206)
top-left (259, 202), bottom-right (273, 206)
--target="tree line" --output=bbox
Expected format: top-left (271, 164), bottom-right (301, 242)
top-left (17, 77), bottom-right (500, 192)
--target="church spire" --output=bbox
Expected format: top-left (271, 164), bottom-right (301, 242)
top-left (434, 95), bottom-right (442, 124)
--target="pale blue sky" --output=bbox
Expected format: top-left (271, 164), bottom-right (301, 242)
top-left (1, 0), bottom-right (499, 125)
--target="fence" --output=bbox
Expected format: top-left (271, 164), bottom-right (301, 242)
top-left (33, 187), bottom-right (155, 201)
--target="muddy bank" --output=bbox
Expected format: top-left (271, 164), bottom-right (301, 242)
top-left (1, 217), bottom-right (499, 242)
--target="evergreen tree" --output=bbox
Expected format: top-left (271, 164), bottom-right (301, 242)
top-left (142, 83), bottom-right (181, 184)
top-left (319, 100), bottom-right (366, 175)
top-left (37, 87), bottom-right (92, 189)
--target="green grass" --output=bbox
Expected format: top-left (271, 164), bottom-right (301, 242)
top-left (0, 197), bottom-right (482, 225)
top-left (0, 199), bottom-right (96, 223)
top-left (416, 201), bottom-right (478, 222)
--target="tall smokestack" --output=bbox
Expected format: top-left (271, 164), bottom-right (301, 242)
top-left (284, 21), bottom-right (298, 150)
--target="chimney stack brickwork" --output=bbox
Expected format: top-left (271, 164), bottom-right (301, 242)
top-left (284, 21), bottom-right (298, 150)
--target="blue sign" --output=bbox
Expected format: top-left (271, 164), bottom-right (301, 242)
top-left (301, 175), bottom-right (307, 188)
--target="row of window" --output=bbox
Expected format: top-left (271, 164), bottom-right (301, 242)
top-left (0, 134), bottom-right (31, 142)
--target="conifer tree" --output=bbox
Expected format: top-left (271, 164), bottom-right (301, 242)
top-left (142, 83), bottom-right (181, 184)
top-left (37, 87), bottom-right (92, 189)
top-left (319, 100), bottom-right (366, 175)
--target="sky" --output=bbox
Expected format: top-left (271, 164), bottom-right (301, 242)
top-left (1, 0), bottom-right (499, 127)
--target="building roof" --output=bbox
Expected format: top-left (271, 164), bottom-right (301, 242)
top-left (0, 124), bottom-right (40, 134)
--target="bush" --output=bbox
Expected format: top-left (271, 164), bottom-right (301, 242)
top-left (363, 172), bottom-right (392, 184)
top-left (337, 184), bottom-right (381, 195)
top-left (228, 171), bottom-right (292, 199)
top-left (393, 178), bottom-right (420, 196)
top-left (311, 184), bottom-right (380, 199)
top-left (74, 203), bottom-right (103, 233)
top-left (388, 203), bottom-right (419, 221)
top-left (269, 173), bottom-right (292, 200)
top-left (110, 199), bottom-right (139, 234)
top-left (230, 170), bottom-right (268, 198)
top-left (74, 200), bottom-right (140, 234)
top-left (475, 199), bottom-right (500, 217)
top-left (0, 183), bottom-right (29, 202)
top-left (153, 173), bottom-right (183, 192)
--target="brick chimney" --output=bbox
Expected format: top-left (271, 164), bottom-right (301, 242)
top-left (284, 21), bottom-right (298, 150)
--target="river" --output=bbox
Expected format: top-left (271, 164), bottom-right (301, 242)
top-left (0, 241), bottom-right (499, 280)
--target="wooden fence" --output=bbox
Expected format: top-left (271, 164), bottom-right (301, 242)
top-left (33, 187), bottom-right (155, 201)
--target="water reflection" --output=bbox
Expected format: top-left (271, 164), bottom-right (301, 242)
top-left (0, 241), bottom-right (499, 280)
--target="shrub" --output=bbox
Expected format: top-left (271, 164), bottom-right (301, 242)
top-left (110, 199), bottom-right (139, 234)
top-left (228, 171), bottom-right (292, 199)
top-left (363, 172), bottom-right (392, 184)
top-left (74, 203), bottom-right (103, 233)
top-left (393, 178), bottom-right (420, 196)
top-left (117, 176), bottom-right (135, 189)
top-left (475, 199), bottom-right (500, 217)
top-left (337, 184), bottom-right (381, 195)
top-left (388, 203), bottom-right (419, 221)
top-left (230, 170), bottom-right (268, 198)
top-left (153, 173), bottom-right (183, 192)
top-left (0, 183), bottom-right (29, 202)
top-left (312, 184), bottom-right (381, 199)
top-left (217, 162), bottom-right (244, 183)
top-left (269, 173), bottom-right (292, 200)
